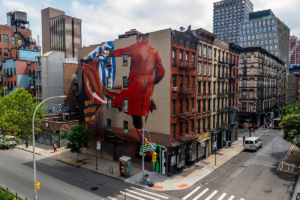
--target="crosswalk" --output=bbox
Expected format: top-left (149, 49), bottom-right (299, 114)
top-left (182, 187), bottom-right (246, 200)
top-left (106, 187), bottom-right (169, 200)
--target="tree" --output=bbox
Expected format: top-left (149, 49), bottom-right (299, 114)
top-left (0, 88), bottom-right (46, 140)
top-left (60, 125), bottom-right (93, 160)
top-left (281, 114), bottom-right (300, 148)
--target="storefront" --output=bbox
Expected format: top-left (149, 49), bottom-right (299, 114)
top-left (197, 132), bottom-right (211, 161)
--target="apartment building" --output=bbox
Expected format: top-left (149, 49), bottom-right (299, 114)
top-left (238, 47), bottom-right (286, 127)
top-left (78, 27), bottom-right (204, 176)
top-left (2, 48), bottom-right (40, 96)
top-left (239, 10), bottom-right (290, 65)
top-left (41, 7), bottom-right (82, 59)
top-left (213, 0), bottom-right (253, 44)
top-left (286, 73), bottom-right (296, 105)
top-left (290, 35), bottom-right (300, 65)
top-left (0, 10), bottom-right (34, 89)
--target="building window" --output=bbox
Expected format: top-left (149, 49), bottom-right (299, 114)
top-left (186, 121), bottom-right (189, 134)
top-left (179, 122), bottom-right (183, 136)
top-left (214, 49), bottom-right (217, 59)
top-left (123, 54), bottom-right (127, 66)
top-left (242, 104), bottom-right (246, 111)
top-left (180, 52), bottom-right (183, 65)
top-left (203, 100), bottom-right (206, 112)
top-left (243, 68), bottom-right (246, 75)
top-left (197, 120), bottom-right (200, 134)
top-left (107, 119), bottom-right (111, 129)
top-left (123, 99), bottom-right (128, 110)
top-left (186, 98), bottom-right (189, 112)
top-left (123, 77), bottom-right (127, 89)
top-left (204, 63), bottom-right (207, 75)
top-left (4, 49), bottom-right (8, 57)
top-left (107, 98), bottom-right (112, 109)
top-left (11, 36), bottom-right (15, 45)
top-left (243, 80), bottom-right (246, 87)
top-left (203, 118), bottom-right (206, 130)
top-left (203, 46), bottom-right (207, 58)
top-left (172, 124), bottom-right (176, 139)
top-left (209, 48), bottom-right (212, 59)
top-left (172, 101), bottom-right (176, 116)
top-left (191, 119), bottom-right (194, 132)
top-left (208, 64), bottom-right (211, 76)
top-left (198, 63), bottom-right (202, 75)
top-left (0, 48), bottom-right (2, 56)
top-left (123, 121), bottom-right (128, 132)
top-left (179, 99), bottom-right (183, 114)
top-left (191, 98), bottom-right (194, 110)
top-left (14, 81), bottom-right (16, 87)
top-left (198, 45), bottom-right (202, 57)
top-left (4, 35), bottom-right (8, 43)
top-left (172, 50), bottom-right (176, 65)
top-left (107, 77), bottom-right (112, 88)
top-left (173, 75), bottom-right (176, 87)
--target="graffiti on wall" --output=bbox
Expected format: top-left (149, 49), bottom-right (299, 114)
top-left (45, 103), bottom-right (69, 114)
top-left (81, 34), bottom-right (165, 143)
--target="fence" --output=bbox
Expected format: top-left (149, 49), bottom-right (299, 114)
top-left (0, 184), bottom-right (27, 200)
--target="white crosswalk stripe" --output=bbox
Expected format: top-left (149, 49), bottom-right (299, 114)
top-left (217, 193), bottom-right (227, 200)
top-left (107, 197), bottom-right (118, 200)
top-left (228, 195), bottom-right (235, 200)
top-left (193, 188), bottom-right (209, 200)
top-left (130, 187), bottom-right (169, 199)
top-left (120, 191), bottom-right (146, 200)
top-left (205, 190), bottom-right (218, 200)
top-left (125, 189), bottom-right (160, 200)
top-left (182, 186), bottom-right (201, 200)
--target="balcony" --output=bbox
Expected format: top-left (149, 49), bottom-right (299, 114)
top-left (36, 79), bottom-right (42, 85)
top-left (4, 72), bottom-right (13, 77)
top-left (179, 111), bottom-right (193, 119)
top-left (36, 65), bottom-right (41, 71)
top-left (179, 86), bottom-right (196, 94)
top-left (217, 92), bottom-right (228, 97)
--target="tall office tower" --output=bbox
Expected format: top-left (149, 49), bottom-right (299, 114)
top-left (41, 7), bottom-right (82, 59)
top-left (239, 10), bottom-right (290, 65)
top-left (213, 0), bottom-right (253, 44)
top-left (290, 35), bottom-right (300, 65)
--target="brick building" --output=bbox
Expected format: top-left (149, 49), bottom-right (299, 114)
top-left (2, 48), bottom-right (40, 96)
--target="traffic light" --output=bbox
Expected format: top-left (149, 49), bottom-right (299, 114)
top-left (144, 138), bottom-right (148, 146)
top-left (152, 152), bottom-right (157, 162)
top-left (35, 181), bottom-right (40, 190)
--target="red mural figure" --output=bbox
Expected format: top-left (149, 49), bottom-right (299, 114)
top-left (84, 34), bottom-right (165, 142)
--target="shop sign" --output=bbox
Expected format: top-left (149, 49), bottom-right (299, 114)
top-left (200, 142), bottom-right (205, 147)
top-left (197, 132), bottom-right (209, 141)
top-left (244, 123), bottom-right (248, 130)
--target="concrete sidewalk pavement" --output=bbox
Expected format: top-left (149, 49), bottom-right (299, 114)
top-left (14, 129), bottom-right (270, 191)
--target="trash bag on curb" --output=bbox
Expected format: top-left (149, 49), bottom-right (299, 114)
top-left (148, 182), bottom-right (154, 187)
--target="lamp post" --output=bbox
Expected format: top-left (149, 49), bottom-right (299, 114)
top-left (226, 105), bottom-right (230, 142)
top-left (32, 95), bottom-right (66, 200)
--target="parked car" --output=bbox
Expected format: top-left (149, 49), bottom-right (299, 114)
top-left (244, 137), bottom-right (262, 151)
top-left (0, 135), bottom-right (17, 149)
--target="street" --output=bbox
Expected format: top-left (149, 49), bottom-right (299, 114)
top-left (0, 129), bottom-right (298, 200)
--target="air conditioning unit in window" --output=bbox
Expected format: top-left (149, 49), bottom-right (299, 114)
top-left (124, 129), bottom-right (128, 133)
top-left (173, 87), bottom-right (178, 92)
top-left (123, 107), bottom-right (128, 112)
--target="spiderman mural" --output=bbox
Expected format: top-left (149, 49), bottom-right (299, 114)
top-left (81, 34), bottom-right (165, 142)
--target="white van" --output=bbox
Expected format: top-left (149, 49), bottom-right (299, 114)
top-left (244, 137), bottom-right (262, 151)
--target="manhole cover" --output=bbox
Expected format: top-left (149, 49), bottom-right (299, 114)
top-left (91, 187), bottom-right (99, 191)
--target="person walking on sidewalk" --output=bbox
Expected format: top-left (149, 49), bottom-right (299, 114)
top-left (53, 142), bottom-right (57, 152)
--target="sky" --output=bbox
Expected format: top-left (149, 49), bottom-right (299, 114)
top-left (0, 0), bottom-right (299, 49)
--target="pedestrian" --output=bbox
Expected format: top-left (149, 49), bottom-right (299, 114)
top-left (26, 140), bottom-right (28, 148)
top-left (53, 142), bottom-right (57, 152)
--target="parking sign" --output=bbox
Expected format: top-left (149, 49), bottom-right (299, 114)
top-left (97, 141), bottom-right (101, 150)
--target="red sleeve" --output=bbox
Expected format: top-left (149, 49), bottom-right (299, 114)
top-left (109, 44), bottom-right (135, 57)
top-left (154, 53), bottom-right (165, 85)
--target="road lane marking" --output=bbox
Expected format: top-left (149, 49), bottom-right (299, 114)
top-left (120, 191), bottom-right (145, 200)
top-left (192, 188), bottom-right (209, 200)
top-left (205, 190), bottom-right (218, 200)
top-left (182, 186), bottom-right (200, 200)
top-left (130, 187), bottom-right (169, 199)
top-left (228, 195), bottom-right (235, 200)
top-left (125, 189), bottom-right (159, 200)
top-left (240, 199), bottom-right (245, 200)
top-left (217, 193), bottom-right (227, 200)
top-left (107, 197), bottom-right (117, 200)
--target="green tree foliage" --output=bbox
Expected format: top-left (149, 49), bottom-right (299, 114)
top-left (0, 88), bottom-right (46, 140)
top-left (60, 125), bottom-right (93, 160)
top-left (280, 102), bottom-right (300, 147)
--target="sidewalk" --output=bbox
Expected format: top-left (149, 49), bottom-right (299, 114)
top-left (15, 131), bottom-right (265, 191)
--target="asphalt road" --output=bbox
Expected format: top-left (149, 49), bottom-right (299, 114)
top-left (0, 129), bottom-right (298, 200)
top-left (164, 129), bottom-right (298, 200)
top-left (0, 148), bottom-right (173, 200)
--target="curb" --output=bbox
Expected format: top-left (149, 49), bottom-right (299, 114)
top-left (15, 146), bottom-right (130, 184)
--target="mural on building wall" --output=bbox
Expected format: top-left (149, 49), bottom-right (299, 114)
top-left (81, 34), bottom-right (165, 142)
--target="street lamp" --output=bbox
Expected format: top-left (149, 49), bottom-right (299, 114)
top-left (32, 95), bottom-right (66, 200)
top-left (225, 105), bottom-right (229, 141)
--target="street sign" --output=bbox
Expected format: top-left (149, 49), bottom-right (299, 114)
top-left (140, 145), bottom-right (156, 153)
top-left (213, 142), bottom-right (216, 149)
top-left (97, 141), bottom-right (101, 150)
top-left (200, 142), bottom-right (205, 147)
